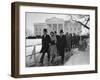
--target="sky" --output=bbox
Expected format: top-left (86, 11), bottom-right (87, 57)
top-left (25, 12), bottom-right (89, 36)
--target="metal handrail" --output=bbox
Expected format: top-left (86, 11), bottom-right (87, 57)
top-left (26, 43), bottom-right (41, 47)
top-left (26, 44), bottom-right (41, 59)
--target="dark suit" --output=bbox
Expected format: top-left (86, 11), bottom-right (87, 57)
top-left (58, 35), bottom-right (66, 64)
top-left (40, 34), bottom-right (51, 64)
top-left (55, 35), bottom-right (60, 55)
top-left (67, 35), bottom-right (72, 51)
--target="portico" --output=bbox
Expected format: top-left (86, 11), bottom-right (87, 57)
top-left (46, 17), bottom-right (65, 35)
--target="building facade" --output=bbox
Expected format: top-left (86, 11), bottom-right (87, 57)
top-left (64, 20), bottom-right (82, 35)
top-left (46, 17), bottom-right (65, 35)
top-left (34, 23), bottom-right (47, 36)
top-left (34, 17), bottom-right (82, 36)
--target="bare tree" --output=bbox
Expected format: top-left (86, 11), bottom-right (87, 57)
top-left (70, 15), bottom-right (90, 29)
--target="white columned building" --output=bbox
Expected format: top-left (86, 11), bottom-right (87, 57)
top-left (45, 17), bottom-right (65, 35)
top-left (33, 17), bottom-right (83, 36)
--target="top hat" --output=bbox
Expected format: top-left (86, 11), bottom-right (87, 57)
top-left (60, 30), bottom-right (63, 33)
top-left (43, 29), bottom-right (47, 32)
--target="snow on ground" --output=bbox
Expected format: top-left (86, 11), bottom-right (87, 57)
top-left (64, 48), bottom-right (90, 65)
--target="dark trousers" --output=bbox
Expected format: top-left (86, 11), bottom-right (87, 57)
top-left (56, 44), bottom-right (60, 56)
top-left (59, 48), bottom-right (65, 64)
top-left (40, 48), bottom-right (50, 64)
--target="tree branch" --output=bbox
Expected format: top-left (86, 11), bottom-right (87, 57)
top-left (70, 15), bottom-right (90, 30)
top-left (75, 20), bottom-right (90, 29)
top-left (85, 17), bottom-right (90, 25)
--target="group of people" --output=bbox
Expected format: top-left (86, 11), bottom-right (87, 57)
top-left (39, 29), bottom-right (80, 65)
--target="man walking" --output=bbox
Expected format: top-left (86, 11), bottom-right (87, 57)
top-left (39, 29), bottom-right (51, 65)
top-left (58, 30), bottom-right (66, 65)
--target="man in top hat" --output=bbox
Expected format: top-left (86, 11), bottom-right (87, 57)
top-left (58, 30), bottom-right (66, 65)
top-left (39, 29), bottom-right (51, 65)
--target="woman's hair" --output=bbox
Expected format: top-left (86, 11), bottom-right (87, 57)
top-left (50, 31), bottom-right (54, 35)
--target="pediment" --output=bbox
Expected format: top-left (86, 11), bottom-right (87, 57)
top-left (46, 17), bottom-right (64, 23)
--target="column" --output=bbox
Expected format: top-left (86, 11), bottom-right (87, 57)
top-left (57, 23), bottom-right (58, 35)
top-left (62, 23), bottom-right (64, 34)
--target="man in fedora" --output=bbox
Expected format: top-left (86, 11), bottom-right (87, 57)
top-left (58, 30), bottom-right (66, 65)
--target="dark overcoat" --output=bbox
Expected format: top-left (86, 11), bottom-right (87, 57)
top-left (40, 34), bottom-right (51, 53)
top-left (58, 35), bottom-right (66, 55)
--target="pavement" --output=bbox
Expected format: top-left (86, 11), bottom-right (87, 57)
top-left (64, 48), bottom-right (90, 65)
top-left (26, 47), bottom-right (90, 67)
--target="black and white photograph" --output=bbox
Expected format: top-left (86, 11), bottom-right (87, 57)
top-left (11, 2), bottom-right (97, 77)
top-left (25, 12), bottom-right (90, 67)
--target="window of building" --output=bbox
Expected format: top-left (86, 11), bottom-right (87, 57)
top-left (78, 27), bottom-right (81, 30)
top-left (70, 27), bottom-right (72, 31)
top-left (74, 27), bottom-right (76, 31)
top-left (53, 24), bottom-right (57, 31)
top-left (35, 27), bottom-right (37, 31)
top-left (67, 27), bottom-right (68, 30)
top-left (58, 24), bottom-right (63, 33)
top-left (47, 24), bottom-right (51, 27)
top-left (58, 24), bottom-right (63, 29)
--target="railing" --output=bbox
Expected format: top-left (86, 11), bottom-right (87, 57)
top-left (26, 44), bottom-right (41, 64)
